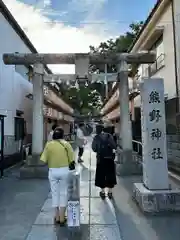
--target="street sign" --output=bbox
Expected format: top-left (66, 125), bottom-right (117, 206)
top-left (67, 200), bottom-right (80, 227)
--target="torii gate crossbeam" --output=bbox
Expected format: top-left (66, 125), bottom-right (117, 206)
top-left (3, 52), bottom-right (155, 65)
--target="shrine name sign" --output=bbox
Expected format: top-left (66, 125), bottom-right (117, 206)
top-left (140, 78), bottom-right (169, 190)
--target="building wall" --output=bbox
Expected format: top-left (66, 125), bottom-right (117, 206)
top-left (151, 4), bottom-right (176, 99)
top-left (135, 3), bottom-right (176, 107)
top-left (0, 12), bottom-right (33, 155)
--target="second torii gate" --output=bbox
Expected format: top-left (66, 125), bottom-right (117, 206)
top-left (3, 52), bottom-right (155, 177)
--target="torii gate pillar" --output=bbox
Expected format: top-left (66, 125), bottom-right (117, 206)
top-left (20, 64), bottom-right (47, 178)
top-left (32, 64), bottom-right (44, 160)
top-left (116, 61), bottom-right (141, 176)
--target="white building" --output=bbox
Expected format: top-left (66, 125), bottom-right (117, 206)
top-left (131, 0), bottom-right (177, 130)
top-left (102, 0), bottom-right (180, 133)
top-left (0, 2), bottom-right (73, 168)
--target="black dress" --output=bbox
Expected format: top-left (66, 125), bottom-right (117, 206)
top-left (92, 134), bottom-right (117, 189)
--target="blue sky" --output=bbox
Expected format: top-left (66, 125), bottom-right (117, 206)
top-left (17, 0), bottom-right (157, 33)
top-left (6, 0), bottom-right (157, 73)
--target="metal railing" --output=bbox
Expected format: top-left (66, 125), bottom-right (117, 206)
top-left (132, 140), bottom-right (142, 164)
top-left (132, 140), bottom-right (142, 156)
top-left (116, 139), bottom-right (142, 165)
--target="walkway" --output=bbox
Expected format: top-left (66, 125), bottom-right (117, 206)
top-left (1, 139), bottom-right (180, 239)
top-left (113, 176), bottom-right (180, 240)
top-left (0, 165), bottom-right (49, 240)
top-left (26, 140), bottom-right (122, 239)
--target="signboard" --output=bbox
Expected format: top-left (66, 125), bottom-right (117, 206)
top-left (43, 106), bottom-right (48, 116)
top-left (67, 200), bottom-right (80, 227)
top-left (58, 112), bottom-right (63, 120)
top-left (52, 109), bottom-right (58, 119)
top-left (43, 86), bottom-right (48, 96)
top-left (140, 78), bottom-right (169, 190)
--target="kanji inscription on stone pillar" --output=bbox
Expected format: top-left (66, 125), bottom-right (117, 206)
top-left (140, 78), bottom-right (169, 190)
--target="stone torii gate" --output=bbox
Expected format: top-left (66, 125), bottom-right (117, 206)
top-left (3, 52), bottom-right (155, 177)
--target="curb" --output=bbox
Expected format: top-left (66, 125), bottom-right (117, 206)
top-left (3, 161), bottom-right (25, 175)
top-left (168, 171), bottom-right (180, 184)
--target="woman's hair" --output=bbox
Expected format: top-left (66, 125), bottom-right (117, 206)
top-left (79, 123), bottom-right (84, 128)
top-left (103, 126), bottom-right (114, 134)
top-left (52, 124), bottom-right (57, 131)
top-left (52, 127), bottom-right (64, 140)
top-left (103, 126), bottom-right (110, 133)
top-left (96, 124), bottom-right (104, 134)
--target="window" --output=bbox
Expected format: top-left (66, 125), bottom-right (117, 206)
top-left (148, 35), bottom-right (165, 76)
top-left (156, 39), bottom-right (164, 58)
top-left (150, 36), bottom-right (164, 55)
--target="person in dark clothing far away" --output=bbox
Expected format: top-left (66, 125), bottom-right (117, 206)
top-left (92, 124), bottom-right (117, 200)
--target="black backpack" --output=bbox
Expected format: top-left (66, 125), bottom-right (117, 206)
top-left (98, 134), bottom-right (113, 158)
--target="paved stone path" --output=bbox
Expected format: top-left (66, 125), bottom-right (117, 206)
top-left (113, 175), bottom-right (180, 240)
top-left (1, 138), bottom-right (180, 239)
top-left (0, 167), bottom-right (49, 240)
top-left (26, 141), bottom-right (122, 239)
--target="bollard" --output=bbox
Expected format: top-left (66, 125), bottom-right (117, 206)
top-left (67, 170), bottom-right (81, 238)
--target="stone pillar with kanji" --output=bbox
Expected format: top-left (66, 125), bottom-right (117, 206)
top-left (141, 78), bottom-right (169, 190)
top-left (133, 78), bottom-right (180, 214)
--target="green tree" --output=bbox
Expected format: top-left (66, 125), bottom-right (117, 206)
top-left (61, 84), bottom-right (102, 115)
top-left (89, 21), bottom-right (143, 98)
top-left (89, 21), bottom-right (143, 72)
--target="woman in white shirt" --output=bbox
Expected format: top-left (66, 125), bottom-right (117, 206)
top-left (76, 123), bottom-right (86, 163)
top-left (48, 124), bottom-right (57, 141)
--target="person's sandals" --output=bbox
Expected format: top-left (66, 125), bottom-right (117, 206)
top-left (78, 159), bottom-right (84, 163)
top-left (54, 216), bottom-right (67, 226)
top-left (107, 192), bottom-right (113, 199)
top-left (54, 218), bottom-right (60, 225)
top-left (99, 191), bottom-right (106, 200)
top-left (59, 217), bottom-right (67, 227)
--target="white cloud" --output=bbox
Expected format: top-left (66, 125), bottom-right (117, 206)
top-left (3, 0), bottom-right (116, 73)
top-left (32, 0), bottom-right (51, 9)
top-left (43, 0), bottom-right (51, 7)
top-left (68, 0), bottom-right (107, 16)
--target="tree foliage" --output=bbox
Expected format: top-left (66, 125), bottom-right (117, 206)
top-left (89, 21), bottom-right (144, 73)
top-left (61, 21), bottom-right (143, 115)
top-left (60, 84), bottom-right (102, 115)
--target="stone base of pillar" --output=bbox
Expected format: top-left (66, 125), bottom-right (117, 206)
top-left (19, 155), bottom-right (48, 179)
top-left (115, 150), bottom-right (142, 176)
top-left (133, 182), bottom-right (180, 214)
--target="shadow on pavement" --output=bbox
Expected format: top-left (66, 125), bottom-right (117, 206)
top-left (55, 224), bottom-right (89, 240)
top-left (113, 175), bottom-right (180, 240)
top-left (80, 164), bottom-right (95, 182)
top-left (0, 167), bottom-right (49, 240)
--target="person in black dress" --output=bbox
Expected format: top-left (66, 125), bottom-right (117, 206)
top-left (92, 124), bottom-right (117, 199)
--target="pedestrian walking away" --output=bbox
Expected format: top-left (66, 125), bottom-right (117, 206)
top-left (76, 123), bottom-right (86, 163)
top-left (40, 127), bottom-right (75, 226)
top-left (47, 123), bottom-right (58, 141)
top-left (92, 124), bottom-right (117, 200)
